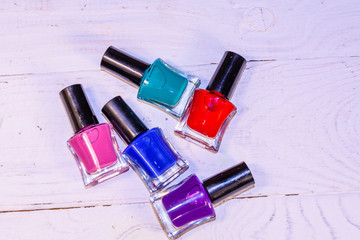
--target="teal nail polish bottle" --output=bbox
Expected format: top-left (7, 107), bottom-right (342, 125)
top-left (101, 46), bottom-right (200, 118)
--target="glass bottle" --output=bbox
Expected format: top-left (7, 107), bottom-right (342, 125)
top-left (101, 46), bottom-right (200, 118)
top-left (102, 96), bottom-right (189, 192)
top-left (59, 84), bottom-right (129, 187)
top-left (175, 51), bottom-right (246, 152)
top-left (150, 162), bottom-right (255, 239)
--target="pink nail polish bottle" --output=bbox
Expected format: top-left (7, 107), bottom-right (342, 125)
top-left (60, 84), bottom-right (129, 187)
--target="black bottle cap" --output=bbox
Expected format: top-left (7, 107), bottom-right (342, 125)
top-left (100, 46), bottom-right (151, 88)
top-left (203, 162), bottom-right (255, 205)
top-left (206, 51), bottom-right (246, 100)
top-left (102, 96), bottom-right (148, 145)
top-left (59, 84), bottom-right (99, 133)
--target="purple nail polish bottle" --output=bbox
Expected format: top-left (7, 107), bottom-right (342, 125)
top-left (150, 162), bottom-right (255, 239)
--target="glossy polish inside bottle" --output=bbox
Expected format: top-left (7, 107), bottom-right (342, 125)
top-left (68, 123), bottom-right (119, 173)
top-left (102, 96), bottom-right (189, 192)
top-left (59, 84), bottom-right (129, 187)
top-left (150, 162), bottom-right (255, 239)
top-left (100, 46), bottom-right (200, 118)
top-left (175, 51), bottom-right (247, 152)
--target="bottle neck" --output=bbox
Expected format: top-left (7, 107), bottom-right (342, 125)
top-left (207, 89), bottom-right (228, 100)
top-left (123, 128), bottom-right (148, 146)
top-left (75, 123), bottom-right (100, 134)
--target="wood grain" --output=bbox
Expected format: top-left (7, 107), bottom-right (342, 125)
top-left (0, 0), bottom-right (359, 75)
top-left (0, 193), bottom-right (359, 240)
top-left (1, 57), bottom-right (359, 211)
top-left (1, 0), bottom-right (360, 239)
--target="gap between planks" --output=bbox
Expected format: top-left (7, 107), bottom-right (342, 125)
top-left (1, 190), bottom-right (359, 214)
top-left (1, 55), bottom-right (360, 78)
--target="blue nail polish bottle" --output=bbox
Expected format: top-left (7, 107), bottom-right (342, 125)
top-left (102, 96), bottom-right (189, 192)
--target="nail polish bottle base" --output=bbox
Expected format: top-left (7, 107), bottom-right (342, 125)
top-left (138, 74), bottom-right (200, 119)
top-left (82, 161), bottom-right (129, 188)
top-left (174, 127), bottom-right (219, 152)
top-left (124, 155), bottom-right (189, 193)
top-left (69, 145), bottom-right (129, 187)
top-left (150, 186), bottom-right (216, 239)
top-left (79, 157), bottom-right (129, 188)
top-left (174, 108), bottom-right (236, 152)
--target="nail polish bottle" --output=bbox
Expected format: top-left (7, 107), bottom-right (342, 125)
top-left (175, 51), bottom-right (246, 152)
top-left (102, 96), bottom-right (189, 192)
top-left (150, 162), bottom-right (255, 239)
top-left (60, 84), bottom-right (129, 187)
top-left (100, 46), bottom-right (201, 119)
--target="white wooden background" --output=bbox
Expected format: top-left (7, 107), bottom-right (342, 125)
top-left (1, 0), bottom-right (360, 239)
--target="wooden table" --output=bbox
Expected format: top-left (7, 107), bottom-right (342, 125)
top-left (1, 1), bottom-right (359, 239)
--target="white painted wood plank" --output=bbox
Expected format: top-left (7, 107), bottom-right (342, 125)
top-left (1, 57), bottom-right (359, 211)
top-left (0, 0), bottom-right (359, 75)
top-left (1, 193), bottom-right (359, 240)
top-left (1, 0), bottom-right (360, 239)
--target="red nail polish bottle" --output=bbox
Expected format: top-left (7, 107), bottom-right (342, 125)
top-left (175, 51), bottom-right (246, 152)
